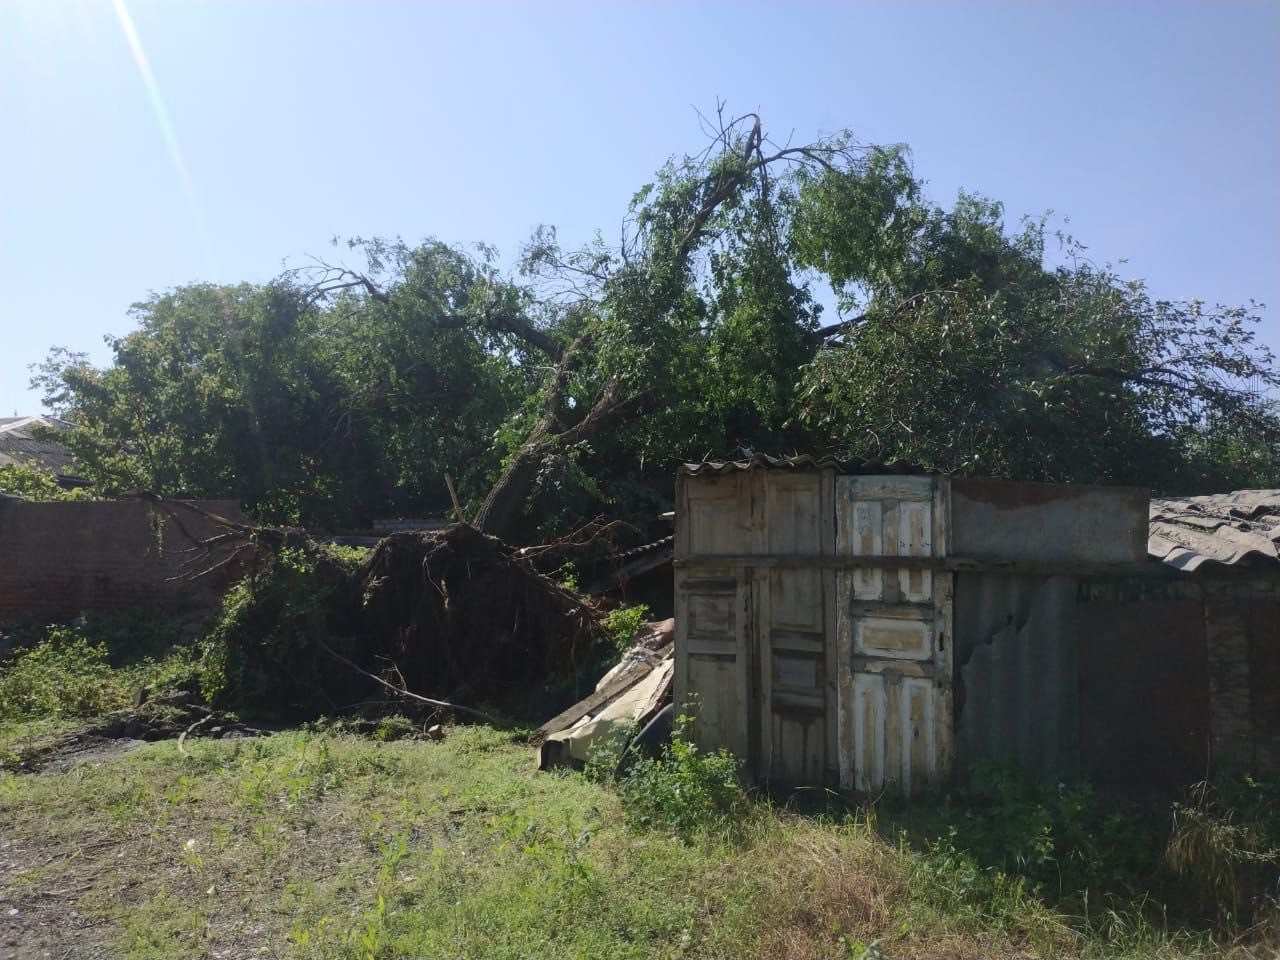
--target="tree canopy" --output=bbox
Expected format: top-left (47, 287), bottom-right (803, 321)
top-left (34, 110), bottom-right (1280, 543)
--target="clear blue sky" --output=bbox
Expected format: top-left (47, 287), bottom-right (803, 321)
top-left (2, 1), bottom-right (1276, 415)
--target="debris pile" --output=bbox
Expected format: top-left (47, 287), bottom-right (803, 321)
top-left (533, 618), bottom-right (674, 768)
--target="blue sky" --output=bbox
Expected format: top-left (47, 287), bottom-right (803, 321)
top-left (1, 1), bottom-right (1276, 414)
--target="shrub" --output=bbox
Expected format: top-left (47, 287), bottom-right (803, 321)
top-left (198, 545), bottom-right (345, 708)
top-left (601, 603), bottom-right (649, 651)
top-left (0, 627), bottom-right (126, 720)
top-left (616, 709), bottom-right (746, 840)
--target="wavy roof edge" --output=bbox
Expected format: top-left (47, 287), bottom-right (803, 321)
top-left (680, 454), bottom-right (932, 476)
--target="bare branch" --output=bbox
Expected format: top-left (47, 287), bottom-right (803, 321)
top-left (315, 638), bottom-right (498, 724)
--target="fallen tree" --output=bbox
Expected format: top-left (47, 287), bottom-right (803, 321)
top-left (195, 520), bottom-right (609, 721)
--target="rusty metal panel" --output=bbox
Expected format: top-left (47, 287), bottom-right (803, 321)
top-left (1077, 598), bottom-right (1209, 794)
top-left (836, 475), bottom-right (952, 795)
top-left (954, 574), bottom-right (1079, 783)
top-left (950, 478), bottom-right (1148, 564)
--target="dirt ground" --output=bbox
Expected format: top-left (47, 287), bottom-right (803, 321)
top-left (1, 740), bottom-right (147, 960)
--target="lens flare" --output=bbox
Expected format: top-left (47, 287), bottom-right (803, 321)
top-left (110, 0), bottom-right (214, 271)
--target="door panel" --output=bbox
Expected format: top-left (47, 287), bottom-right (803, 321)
top-left (756, 471), bottom-right (834, 788)
top-left (855, 616), bottom-right (934, 660)
top-left (837, 476), bottom-right (952, 794)
top-left (675, 473), bottom-right (755, 778)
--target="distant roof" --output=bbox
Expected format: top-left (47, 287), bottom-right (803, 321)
top-left (0, 416), bottom-right (77, 474)
top-left (1149, 490), bottom-right (1280, 572)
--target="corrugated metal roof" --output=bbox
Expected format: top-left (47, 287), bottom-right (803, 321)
top-left (1149, 490), bottom-right (1280, 571)
top-left (680, 453), bottom-right (928, 476)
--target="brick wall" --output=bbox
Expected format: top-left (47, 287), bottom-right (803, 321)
top-left (0, 499), bottom-right (250, 618)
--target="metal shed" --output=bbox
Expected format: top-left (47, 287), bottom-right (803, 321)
top-left (673, 456), bottom-right (1150, 795)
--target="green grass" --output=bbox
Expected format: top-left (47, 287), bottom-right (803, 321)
top-left (2, 725), bottom-right (1275, 960)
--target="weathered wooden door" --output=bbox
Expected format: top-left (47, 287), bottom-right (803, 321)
top-left (674, 470), bottom-right (755, 779)
top-left (675, 467), bottom-right (837, 788)
top-left (836, 476), bottom-right (953, 794)
top-left (753, 470), bottom-right (836, 788)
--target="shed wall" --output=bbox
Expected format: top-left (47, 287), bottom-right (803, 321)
top-left (1078, 574), bottom-right (1280, 782)
top-left (950, 479), bottom-right (1148, 563)
top-left (674, 467), bottom-right (839, 789)
top-left (1077, 597), bottom-right (1210, 793)
top-left (953, 574), bottom-right (1078, 782)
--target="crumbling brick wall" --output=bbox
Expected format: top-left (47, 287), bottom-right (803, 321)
top-left (0, 499), bottom-right (250, 618)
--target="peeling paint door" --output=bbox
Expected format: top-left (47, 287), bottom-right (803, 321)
top-left (836, 476), bottom-right (953, 794)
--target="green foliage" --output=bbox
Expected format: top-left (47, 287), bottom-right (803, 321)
top-left (0, 463), bottom-right (94, 501)
top-left (198, 545), bottom-right (340, 709)
top-left (581, 720), bottom-right (637, 785)
top-left (921, 764), bottom-right (1164, 905)
top-left (372, 715), bottom-right (418, 743)
top-left (892, 762), bottom-right (1280, 934)
top-left (0, 615), bottom-right (200, 723)
top-left (616, 709), bottom-right (746, 839)
top-left (795, 191), bottom-right (1280, 491)
top-left (0, 627), bottom-right (123, 720)
top-left (601, 603), bottom-right (649, 651)
top-left (32, 111), bottom-right (1280, 544)
top-left (325, 543), bottom-right (370, 573)
top-left (35, 247), bottom-right (525, 528)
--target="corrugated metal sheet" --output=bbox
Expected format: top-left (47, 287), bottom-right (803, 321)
top-left (1078, 598), bottom-right (1210, 793)
top-left (680, 453), bottom-right (928, 476)
top-left (1149, 490), bottom-right (1280, 571)
top-left (953, 574), bottom-right (1079, 783)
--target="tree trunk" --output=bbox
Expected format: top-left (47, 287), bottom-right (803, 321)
top-left (473, 378), bottom-right (649, 543)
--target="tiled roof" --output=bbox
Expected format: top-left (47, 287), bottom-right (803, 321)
top-left (1149, 490), bottom-right (1280, 571)
top-left (0, 416), bottom-right (77, 474)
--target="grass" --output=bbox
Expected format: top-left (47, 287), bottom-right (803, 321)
top-left (2, 614), bottom-right (1275, 958)
top-left (2, 722), bottom-right (1276, 960)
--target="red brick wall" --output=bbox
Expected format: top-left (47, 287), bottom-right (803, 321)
top-left (0, 499), bottom-right (250, 618)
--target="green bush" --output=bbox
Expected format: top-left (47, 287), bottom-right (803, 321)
top-left (912, 762), bottom-right (1165, 900)
top-left (616, 709), bottom-right (746, 840)
top-left (198, 545), bottom-right (343, 708)
top-left (894, 762), bottom-right (1280, 932)
top-left (0, 613), bottom-right (204, 725)
top-left (1167, 778), bottom-right (1280, 921)
top-left (601, 603), bottom-right (649, 651)
top-left (0, 627), bottom-right (126, 720)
